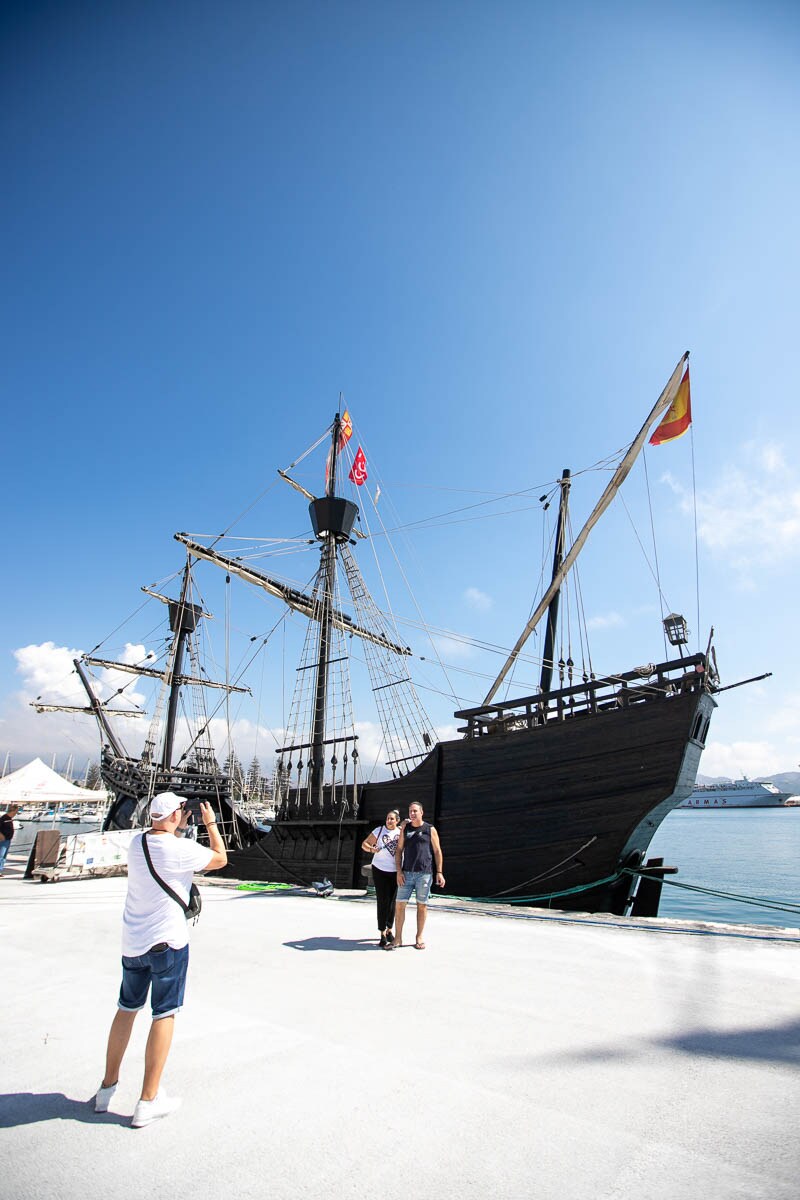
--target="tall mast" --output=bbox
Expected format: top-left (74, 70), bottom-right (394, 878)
top-left (300, 413), bottom-right (360, 808)
top-left (161, 564), bottom-right (203, 771)
top-left (73, 658), bottom-right (126, 757)
top-left (309, 415), bottom-right (342, 806)
top-left (483, 351), bottom-right (690, 705)
top-left (539, 469), bottom-right (571, 694)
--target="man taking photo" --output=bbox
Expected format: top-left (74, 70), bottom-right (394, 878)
top-left (94, 792), bottom-right (226, 1127)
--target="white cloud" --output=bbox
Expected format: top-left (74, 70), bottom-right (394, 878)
top-left (1, 643), bottom-right (98, 765)
top-left (698, 739), bottom-right (787, 780)
top-left (1, 642), bottom-right (154, 769)
top-left (661, 441), bottom-right (800, 581)
top-left (14, 642), bottom-right (86, 706)
top-left (464, 586), bottom-right (492, 612)
top-left (586, 611), bottom-right (625, 632)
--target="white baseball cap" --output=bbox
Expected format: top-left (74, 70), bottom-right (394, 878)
top-left (149, 792), bottom-right (183, 820)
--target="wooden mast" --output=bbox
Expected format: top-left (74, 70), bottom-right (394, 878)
top-left (310, 415), bottom-right (341, 809)
top-left (483, 351), bottom-right (690, 706)
top-left (539, 469), bottom-right (571, 695)
top-left (73, 658), bottom-right (126, 758)
top-left (161, 564), bottom-right (203, 771)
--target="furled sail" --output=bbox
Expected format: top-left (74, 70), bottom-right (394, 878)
top-left (82, 655), bottom-right (250, 694)
top-left (174, 533), bottom-right (411, 657)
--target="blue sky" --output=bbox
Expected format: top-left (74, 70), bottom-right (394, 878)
top-left (2, 0), bottom-right (799, 780)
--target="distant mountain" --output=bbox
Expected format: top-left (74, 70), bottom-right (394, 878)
top-left (696, 771), bottom-right (800, 796)
top-left (763, 771), bottom-right (800, 796)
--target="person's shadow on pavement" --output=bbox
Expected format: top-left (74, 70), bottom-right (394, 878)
top-left (283, 936), bottom-right (376, 951)
top-left (0, 1092), bottom-right (130, 1128)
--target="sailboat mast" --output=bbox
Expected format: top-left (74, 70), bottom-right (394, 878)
top-left (539, 469), bottom-right (571, 694)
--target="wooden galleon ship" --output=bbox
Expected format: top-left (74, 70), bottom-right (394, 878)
top-left (36, 353), bottom-right (724, 914)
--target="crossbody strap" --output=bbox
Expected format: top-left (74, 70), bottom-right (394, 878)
top-left (141, 833), bottom-right (189, 915)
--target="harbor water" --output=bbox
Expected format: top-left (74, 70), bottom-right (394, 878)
top-left (647, 807), bottom-right (800, 928)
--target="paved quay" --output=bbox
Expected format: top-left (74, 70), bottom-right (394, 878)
top-left (2, 860), bottom-right (799, 1200)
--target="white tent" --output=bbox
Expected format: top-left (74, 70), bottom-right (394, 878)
top-left (0, 757), bottom-right (107, 807)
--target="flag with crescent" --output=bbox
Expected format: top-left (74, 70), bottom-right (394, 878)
top-left (349, 446), bottom-right (368, 485)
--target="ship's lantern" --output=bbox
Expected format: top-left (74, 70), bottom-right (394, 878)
top-left (663, 613), bottom-right (689, 647)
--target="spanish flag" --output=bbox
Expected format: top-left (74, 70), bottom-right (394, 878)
top-left (649, 368), bottom-right (691, 446)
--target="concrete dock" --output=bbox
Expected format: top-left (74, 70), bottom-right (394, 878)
top-left (1, 858), bottom-right (798, 1200)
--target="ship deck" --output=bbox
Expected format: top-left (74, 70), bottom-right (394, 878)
top-left (1, 851), bottom-right (798, 1200)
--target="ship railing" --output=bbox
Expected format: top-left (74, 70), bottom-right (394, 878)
top-left (455, 653), bottom-right (707, 738)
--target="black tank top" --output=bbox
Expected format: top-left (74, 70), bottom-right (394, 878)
top-left (402, 821), bottom-right (433, 872)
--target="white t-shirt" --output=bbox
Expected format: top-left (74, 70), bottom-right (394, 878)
top-left (122, 831), bottom-right (214, 956)
top-left (371, 825), bottom-right (401, 872)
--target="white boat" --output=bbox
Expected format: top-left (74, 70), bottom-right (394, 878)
top-left (680, 778), bottom-right (791, 808)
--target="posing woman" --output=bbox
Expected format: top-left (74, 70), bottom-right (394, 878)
top-left (362, 810), bottom-right (402, 948)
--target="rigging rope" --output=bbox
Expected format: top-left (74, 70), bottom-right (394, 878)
top-left (642, 448), bottom-right (668, 660)
top-left (690, 423), bottom-right (701, 652)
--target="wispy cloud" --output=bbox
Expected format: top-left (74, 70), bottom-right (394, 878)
top-left (428, 633), bottom-right (474, 662)
top-left (586, 611), bottom-right (625, 631)
top-left (464, 586), bottom-right (492, 612)
top-left (662, 442), bottom-right (800, 583)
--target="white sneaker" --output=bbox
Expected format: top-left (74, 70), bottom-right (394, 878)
top-left (94, 1082), bottom-right (117, 1113)
top-left (131, 1090), bottom-right (182, 1128)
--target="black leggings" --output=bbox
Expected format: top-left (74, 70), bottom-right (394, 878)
top-left (372, 865), bottom-right (398, 931)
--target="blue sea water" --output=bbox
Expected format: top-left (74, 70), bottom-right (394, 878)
top-left (645, 807), bottom-right (800, 928)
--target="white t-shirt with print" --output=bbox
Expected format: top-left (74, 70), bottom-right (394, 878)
top-left (122, 831), bottom-right (214, 956)
top-left (371, 825), bottom-right (401, 872)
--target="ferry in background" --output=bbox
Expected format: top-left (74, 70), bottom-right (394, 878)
top-left (680, 778), bottom-right (793, 808)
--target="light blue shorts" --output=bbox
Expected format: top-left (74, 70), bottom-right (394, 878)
top-left (397, 871), bottom-right (432, 904)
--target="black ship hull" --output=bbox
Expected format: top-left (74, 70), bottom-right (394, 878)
top-left (222, 689), bottom-right (713, 912)
top-left (100, 655), bottom-right (715, 915)
top-left (95, 652), bottom-right (714, 912)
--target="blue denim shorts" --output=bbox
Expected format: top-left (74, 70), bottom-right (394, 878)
top-left (397, 870), bottom-right (432, 904)
top-left (118, 943), bottom-right (190, 1019)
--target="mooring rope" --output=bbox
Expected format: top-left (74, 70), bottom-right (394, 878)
top-left (448, 866), bottom-right (800, 917)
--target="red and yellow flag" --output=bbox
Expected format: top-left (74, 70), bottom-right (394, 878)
top-left (649, 368), bottom-right (692, 446)
top-left (339, 410), bottom-right (353, 449)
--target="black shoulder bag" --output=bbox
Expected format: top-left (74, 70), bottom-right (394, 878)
top-left (141, 833), bottom-right (202, 923)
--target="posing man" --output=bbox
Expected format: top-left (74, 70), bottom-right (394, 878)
top-left (394, 802), bottom-right (445, 950)
top-left (94, 792), bottom-right (226, 1127)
